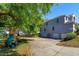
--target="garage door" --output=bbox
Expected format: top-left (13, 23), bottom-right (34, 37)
top-left (53, 33), bottom-right (60, 39)
top-left (61, 34), bottom-right (67, 39)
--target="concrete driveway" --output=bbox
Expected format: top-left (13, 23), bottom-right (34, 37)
top-left (26, 37), bottom-right (79, 56)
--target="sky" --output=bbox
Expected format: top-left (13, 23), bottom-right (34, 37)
top-left (44, 3), bottom-right (79, 23)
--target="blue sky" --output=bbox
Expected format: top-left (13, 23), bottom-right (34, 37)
top-left (44, 3), bottom-right (79, 23)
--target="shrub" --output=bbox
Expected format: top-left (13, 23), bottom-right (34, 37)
top-left (64, 32), bottom-right (77, 41)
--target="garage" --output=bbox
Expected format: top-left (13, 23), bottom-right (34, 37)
top-left (53, 33), bottom-right (60, 39)
top-left (61, 34), bottom-right (67, 39)
top-left (40, 32), bottom-right (47, 37)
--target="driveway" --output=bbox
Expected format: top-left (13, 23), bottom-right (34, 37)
top-left (25, 37), bottom-right (79, 56)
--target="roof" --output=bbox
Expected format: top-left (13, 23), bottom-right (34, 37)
top-left (44, 15), bottom-right (67, 24)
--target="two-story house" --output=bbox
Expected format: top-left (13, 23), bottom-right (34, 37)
top-left (40, 14), bottom-right (76, 39)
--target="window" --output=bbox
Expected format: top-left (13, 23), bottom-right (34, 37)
top-left (68, 28), bottom-right (73, 32)
top-left (46, 22), bottom-right (48, 25)
top-left (66, 16), bottom-right (68, 20)
top-left (44, 28), bottom-right (46, 32)
top-left (52, 26), bottom-right (54, 31)
top-left (74, 17), bottom-right (75, 20)
top-left (56, 18), bottom-right (59, 23)
top-left (65, 16), bottom-right (68, 22)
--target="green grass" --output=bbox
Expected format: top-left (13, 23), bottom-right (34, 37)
top-left (57, 36), bottom-right (79, 47)
top-left (0, 38), bottom-right (32, 56)
top-left (15, 43), bottom-right (32, 56)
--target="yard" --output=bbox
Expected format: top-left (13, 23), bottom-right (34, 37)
top-left (0, 38), bottom-right (32, 56)
top-left (57, 36), bottom-right (79, 47)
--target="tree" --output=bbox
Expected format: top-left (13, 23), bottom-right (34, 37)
top-left (0, 3), bottom-right (53, 48)
top-left (0, 3), bottom-right (53, 35)
top-left (75, 23), bottom-right (79, 35)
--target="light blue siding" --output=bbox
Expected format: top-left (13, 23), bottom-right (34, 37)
top-left (40, 14), bottom-right (76, 39)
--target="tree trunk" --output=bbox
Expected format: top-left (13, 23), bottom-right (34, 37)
top-left (6, 27), bottom-right (17, 48)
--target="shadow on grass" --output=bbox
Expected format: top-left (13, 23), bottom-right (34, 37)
top-left (17, 39), bottom-right (28, 44)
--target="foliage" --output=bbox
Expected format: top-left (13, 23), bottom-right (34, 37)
top-left (57, 36), bottom-right (79, 47)
top-left (0, 3), bottom-right (53, 35)
top-left (64, 32), bottom-right (77, 41)
top-left (75, 23), bottom-right (79, 35)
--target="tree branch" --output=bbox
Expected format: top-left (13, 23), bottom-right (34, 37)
top-left (0, 12), bottom-right (16, 20)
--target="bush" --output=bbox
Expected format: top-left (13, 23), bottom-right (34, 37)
top-left (64, 32), bottom-right (77, 41)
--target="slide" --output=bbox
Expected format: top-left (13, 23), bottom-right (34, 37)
top-left (6, 34), bottom-right (17, 48)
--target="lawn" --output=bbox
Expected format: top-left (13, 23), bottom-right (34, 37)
top-left (57, 36), bottom-right (79, 47)
top-left (0, 38), bottom-right (32, 56)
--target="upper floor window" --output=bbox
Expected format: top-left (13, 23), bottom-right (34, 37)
top-left (66, 16), bottom-right (68, 20)
top-left (46, 22), bottom-right (48, 25)
top-left (52, 26), bottom-right (54, 31)
top-left (56, 18), bottom-right (59, 23)
top-left (74, 17), bottom-right (75, 20)
top-left (65, 16), bottom-right (68, 22)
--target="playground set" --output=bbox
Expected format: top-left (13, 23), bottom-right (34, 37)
top-left (0, 27), bottom-right (17, 48)
top-left (0, 13), bottom-right (18, 48)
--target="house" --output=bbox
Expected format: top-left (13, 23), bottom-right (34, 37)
top-left (40, 14), bottom-right (76, 39)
